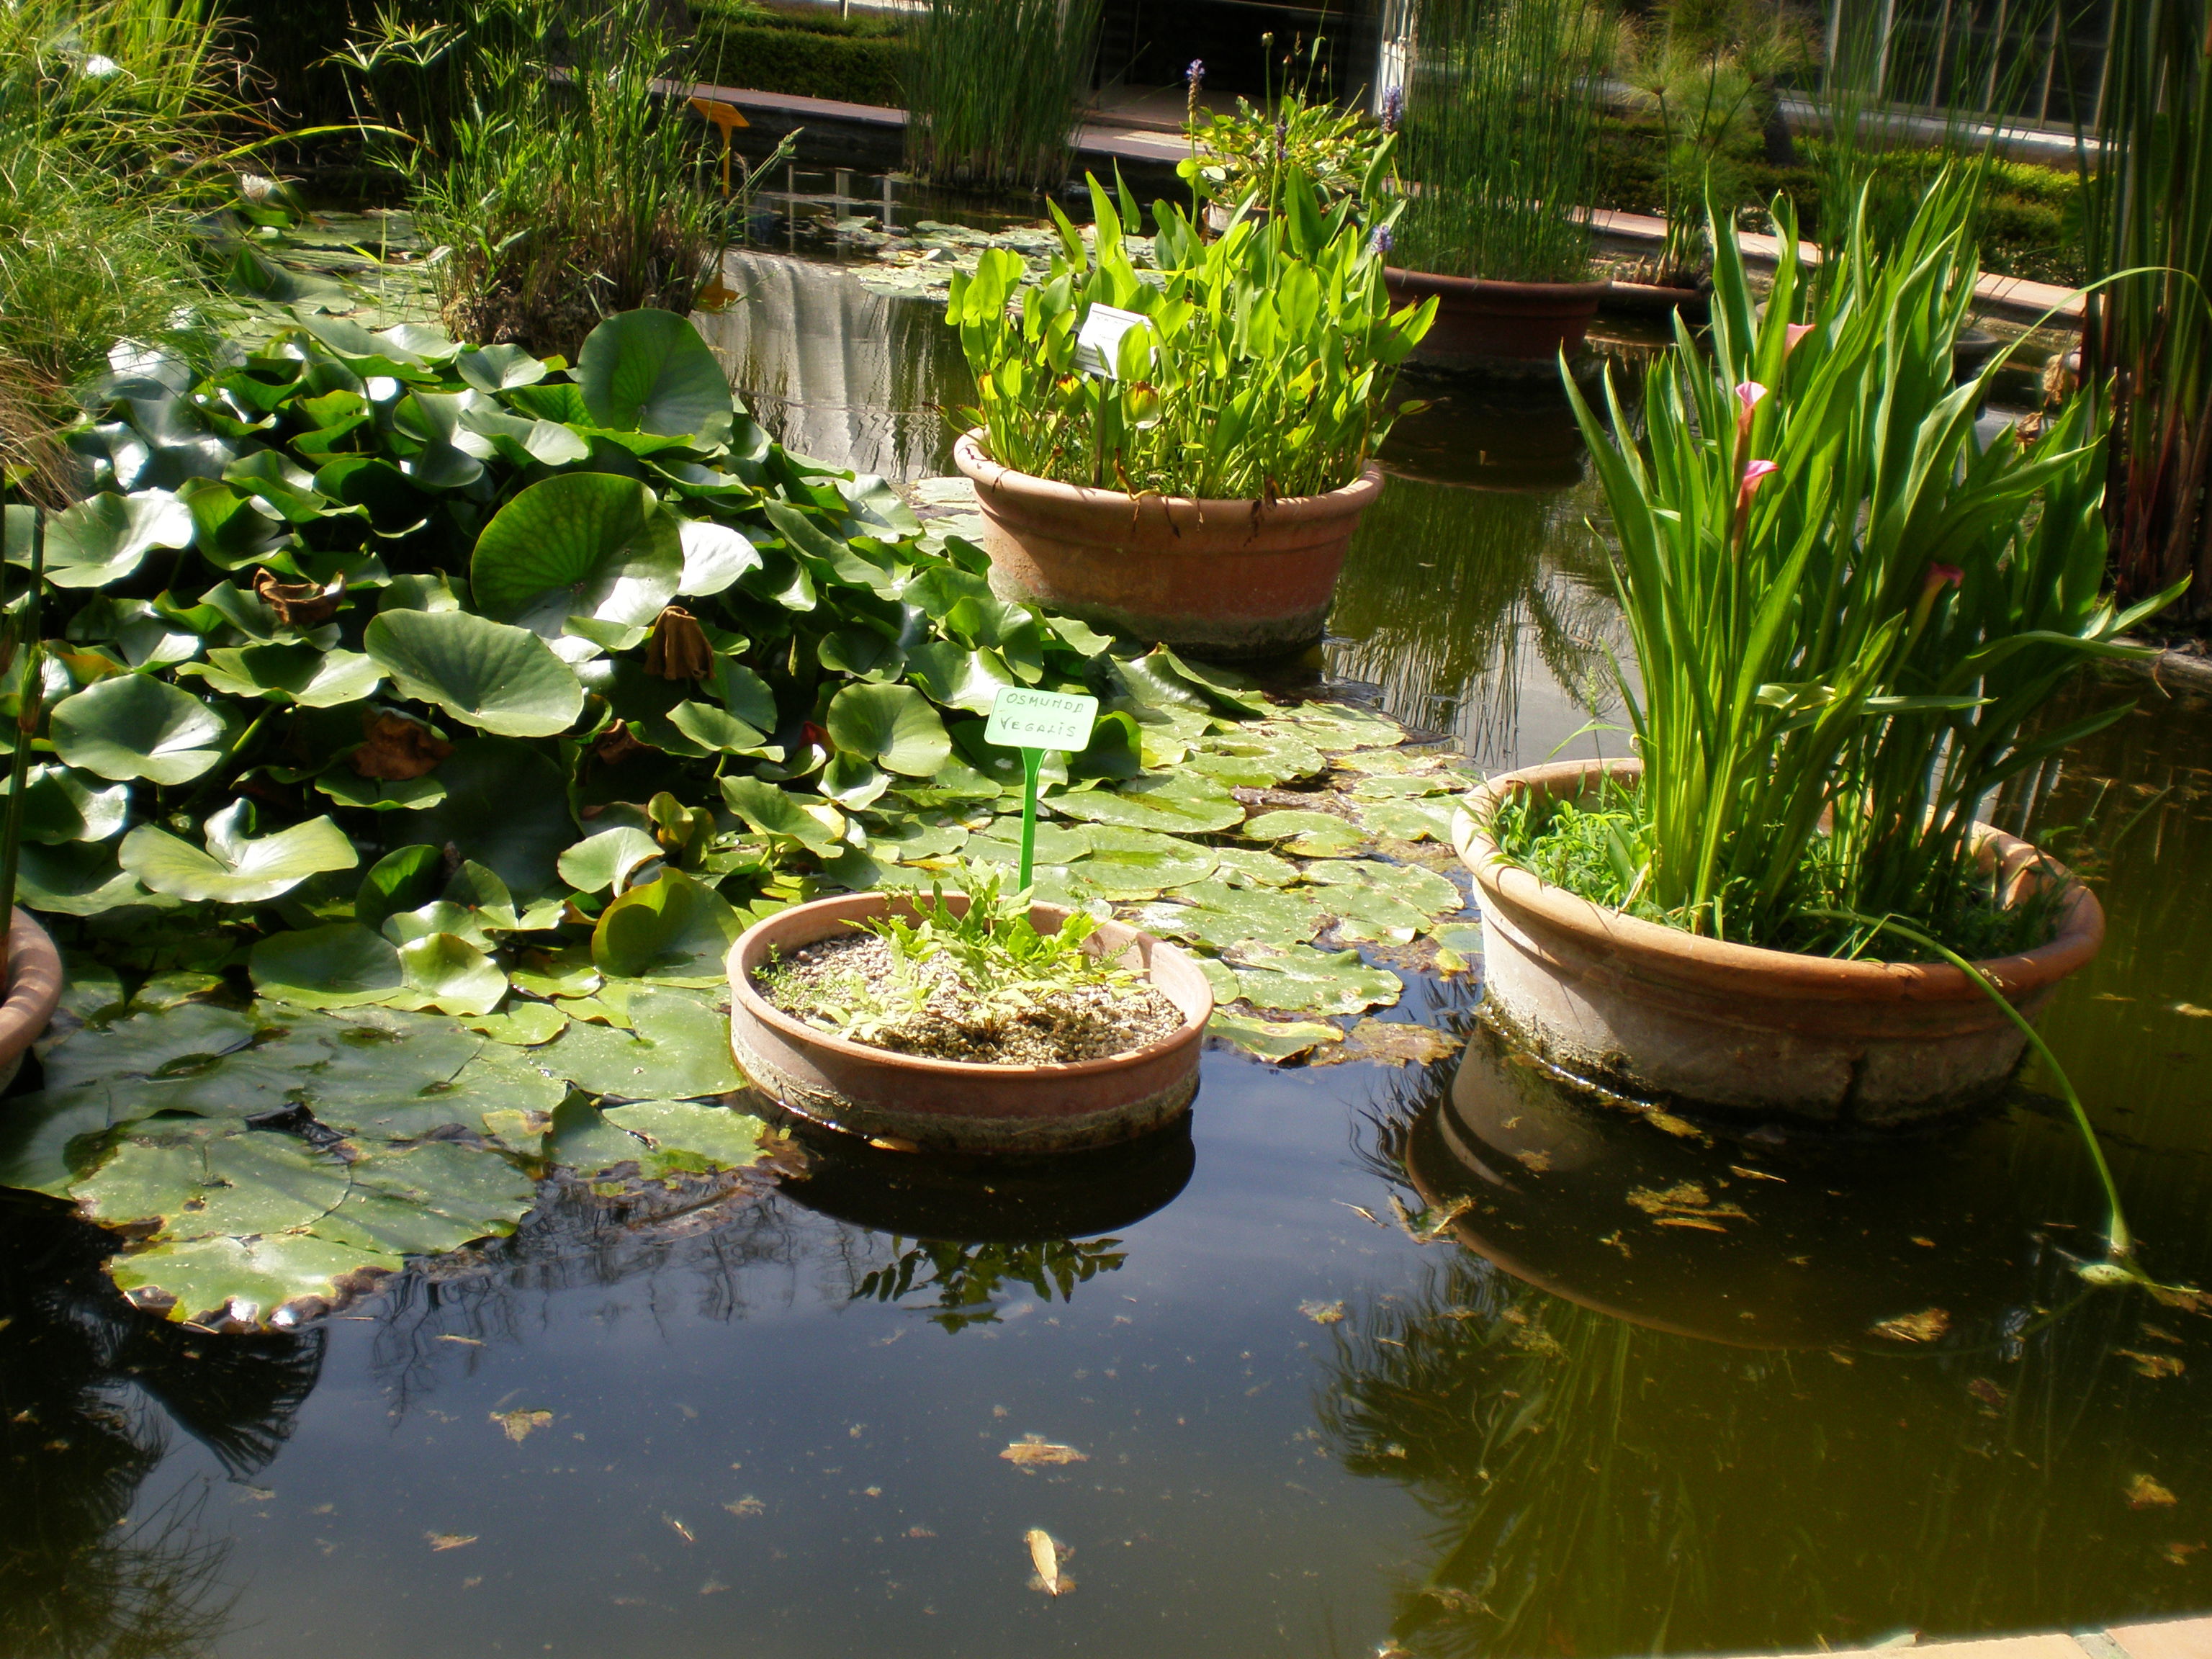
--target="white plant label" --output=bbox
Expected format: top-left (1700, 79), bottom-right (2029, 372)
top-left (1074, 304), bottom-right (1151, 378)
top-left (985, 686), bottom-right (1098, 752)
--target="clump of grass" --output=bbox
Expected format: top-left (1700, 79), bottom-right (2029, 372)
top-left (906, 0), bottom-right (1102, 193)
top-left (1393, 0), bottom-right (1613, 284)
top-left (336, 0), bottom-right (722, 359)
top-left (0, 0), bottom-right (235, 498)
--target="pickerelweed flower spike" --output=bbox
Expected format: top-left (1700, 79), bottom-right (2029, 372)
top-left (1187, 58), bottom-right (1204, 88)
top-left (1381, 86), bottom-right (1404, 134)
top-left (1368, 224), bottom-right (1394, 256)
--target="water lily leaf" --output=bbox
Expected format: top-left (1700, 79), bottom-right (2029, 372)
top-left (398, 932), bottom-right (509, 1015)
top-left (1071, 827), bottom-right (1217, 899)
top-left (354, 844), bottom-right (444, 928)
top-left (1226, 943), bottom-right (1403, 1016)
top-left (677, 519), bottom-right (761, 596)
top-left (120, 804), bottom-right (357, 904)
top-left (1303, 858), bottom-right (1465, 917)
top-left (665, 699), bottom-right (768, 755)
top-left (1348, 771), bottom-right (1470, 798)
top-left (546, 1098), bottom-right (646, 1175)
top-left (12, 842), bottom-right (155, 914)
top-left (75, 1124), bottom-right (351, 1241)
top-left (1193, 952), bottom-right (1241, 1004)
top-left (904, 641), bottom-right (1018, 715)
top-left (1130, 880), bottom-right (1326, 951)
top-left (546, 986), bottom-right (742, 1100)
top-left (464, 1002), bottom-right (568, 1046)
top-left (1049, 771), bottom-right (1244, 835)
top-left (592, 870), bottom-right (742, 986)
top-left (1208, 1012), bottom-right (1343, 1062)
top-left (558, 827), bottom-right (664, 895)
top-left (819, 751), bottom-right (890, 809)
top-left (719, 775), bottom-right (843, 855)
top-left (37, 489), bottom-right (195, 588)
top-left (8, 765), bottom-right (130, 844)
top-left (826, 683), bottom-right (952, 778)
top-left (1310, 1018), bottom-right (1463, 1067)
top-left (513, 947), bottom-right (600, 999)
top-left (0, 1086), bottom-right (122, 1197)
top-left (712, 662), bottom-right (778, 732)
top-left (457, 343), bottom-right (548, 392)
top-left (250, 923), bottom-right (408, 1008)
top-left (364, 609), bottom-right (583, 738)
top-left (42, 1002), bottom-right (256, 1092)
top-left (1244, 809), bottom-right (1364, 857)
top-left (470, 473), bottom-right (683, 636)
top-left (577, 309), bottom-right (731, 436)
top-left (1355, 795), bottom-right (1463, 843)
top-left (1208, 846), bottom-right (1300, 888)
top-left (1276, 703), bottom-right (1408, 750)
top-left (1185, 732), bottom-right (1329, 788)
top-left (311, 1140), bottom-right (536, 1256)
top-left (109, 1233), bottom-right (399, 1325)
top-left (599, 1099), bottom-right (766, 1177)
top-left (863, 814), bottom-right (970, 863)
top-left (968, 817), bottom-right (1092, 866)
top-left (405, 739), bottom-right (577, 895)
top-left (190, 643), bottom-right (384, 707)
top-left (50, 675), bottom-right (226, 785)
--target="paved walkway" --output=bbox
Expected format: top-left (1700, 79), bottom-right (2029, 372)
top-left (688, 81), bottom-right (2085, 329)
top-left (1750, 1617), bottom-right (2212, 1659)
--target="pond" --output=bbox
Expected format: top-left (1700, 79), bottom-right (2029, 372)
top-left (5, 191), bottom-right (2210, 1659)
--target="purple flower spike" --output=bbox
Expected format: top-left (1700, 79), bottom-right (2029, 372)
top-left (1187, 58), bottom-right (1205, 89)
top-left (1368, 224), bottom-right (1394, 255)
top-left (1382, 86), bottom-right (1404, 134)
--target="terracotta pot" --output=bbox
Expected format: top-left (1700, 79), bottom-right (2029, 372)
top-left (1602, 279), bottom-right (1710, 323)
top-left (953, 431), bottom-right (1383, 662)
top-left (0, 909), bottom-right (62, 1092)
top-left (1384, 268), bottom-right (1611, 367)
top-left (1452, 758), bottom-right (2105, 1125)
top-left (725, 890), bottom-right (1214, 1154)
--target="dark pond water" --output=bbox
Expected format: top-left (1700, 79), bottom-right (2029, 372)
top-left (6, 205), bottom-right (2211, 1659)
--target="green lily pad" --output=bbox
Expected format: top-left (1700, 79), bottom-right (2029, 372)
top-left (470, 472), bottom-right (683, 636)
top-left (10, 765), bottom-right (132, 845)
top-left (190, 643), bottom-right (384, 707)
top-left (719, 775), bottom-right (845, 855)
top-left (404, 739), bottom-right (577, 896)
top-left (1310, 1018), bottom-right (1463, 1068)
top-left (0, 1086), bottom-right (125, 1197)
top-left (1355, 795), bottom-right (1464, 843)
top-left (676, 518), bottom-right (762, 597)
top-left (827, 683), bottom-right (953, 778)
top-left (109, 1232), bottom-right (400, 1324)
top-left (75, 1123), bottom-right (351, 1241)
top-left (546, 1098), bottom-right (646, 1175)
top-left (310, 1140), bottom-right (536, 1256)
top-left (1071, 830), bottom-right (1218, 901)
top-left (591, 869), bottom-right (742, 986)
top-left (49, 675), bottom-right (227, 786)
top-left (1184, 732), bottom-right (1329, 788)
top-left (1303, 858), bottom-right (1465, 917)
top-left (600, 1099), bottom-right (767, 1177)
top-left (513, 946), bottom-right (601, 999)
top-left (1129, 880), bottom-right (1326, 952)
top-left (464, 1002), bottom-right (569, 1046)
top-left (119, 803), bottom-right (357, 904)
top-left (863, 814), bottom-right (971, 863)
top-left (397, 932), bottom-right (509, 1015)
top-left (1348, 772), bottom-right (1469, 798)
top-left (545, 986), bottom-right (742, 1100)
top-left (1208, 1012), bottom-right (1344, 1062)
top-left (1243, 809), bottom-right (1364, 856)
top-left (1275, 703), bottom-right (1409, 751)
top-left (12, 842), bottom-right (153, 915)
top-left (1207, 845), bottom-right (1301, 888)
top-left (364, 608), bottom-right (584, 738)
top-left (39, 489), bottom-right (195, 588)
top-left (1050, 771), bottom-right (1244, 835)
top-left (557, 827), bottom-right (664, 895)
top-left (577, 308), bottom-right (732, 436)
top-left (42, 1002), bottom-right (257, 1092)
top-left (457, 342), bottom-right (548, 392)
top-left (1225, 942), bottom-right (1403, 1016)
top-left (250, 922), bottom-right (408, 1008)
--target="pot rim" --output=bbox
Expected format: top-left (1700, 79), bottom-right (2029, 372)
top-left (727, 890), bottom-right (1213, 1079)
top-left (1455, 757), bottom-right (2105, 1002)
top-left (0, 907), bottom-right (63, 1062)
top-left (953, 430), bottom-right (1384, 520)
top-left (1382, 266), bottom-right (1614, 301)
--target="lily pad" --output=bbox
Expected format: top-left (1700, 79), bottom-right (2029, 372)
top-left (577, 308), bottom-right (732, 436)
top-left (109, 1232), bottom-right (400, 1324)
top-left (1310, 1019), bottom-right (1463, 1067)
top-left (677, 518), bottom-right (762, 596)
top-left (1355, 795), bottom-right (1464, 843)
top-left (311, 1140), bottom-right (536, 1256)
top-left (719, 775), bottom-right (844, 855)
top-left (1244, 809), bottom-right (1364, 857)
top-left (469, 472), bottom-right (683, 637)
top-left (191, 643), bottom-right (384, 707)
top-left (599, 1099), bottom-right (767, 1177)
top-left (37, 489), bottom-right (197, 588)
top-left (1207, 845), bottom-right (1301, 889)
top-left (1050, 771), bottom-right (1244, 835)
top-left (405, 739), bottom-right (577, 895)
top-left (1069, 826), bottom-right (1217, 900)
top-left (1207, 1012), bottom-right (1344, 1062)
top-left (557, 827), bottom-right (664, 895)
top-left (1184, 732), bottom-right (1328, 788)
top-left (826, 683), bottom-right (953, 778)
top-left (75, 1124), bottom-right (351, 1241)
top-left (1303, 858), bottom-right (1465, 918)
top-left (545, 1098), bottom-right (646, 1175)
top-left (591, 869), bottom-right (742, 986)
top-left (1225, 943), bottom-right (1403, 1016)
top-left (10, 765), bottom-right (132, 845)
top-left (1129, 880), bottom-right (1326, 951)
top-left (397, 932), bottom-right (509, 1016)
top-left (465, 1002), bottom-right (569, 1046)
top-left (49, 675), bottom-right (227, 785)
top-left (545, 987), bottom-right (742, 1100)
top-left (1274, 704), bottom-right (1409, 751)
top-left (364, 608), bottom-right (583, 738)
top-left (119, 803), bottom-right (357, 904)
top-left (250, 923), bottom-right (408, 1008)
top-left (42, 1002), bottom-right (256, 1092)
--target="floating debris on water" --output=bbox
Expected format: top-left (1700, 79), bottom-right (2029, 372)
top-left (1000, 1437), bottom-right (1088, 1468)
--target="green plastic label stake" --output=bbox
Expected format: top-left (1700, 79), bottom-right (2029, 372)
top-left (984, 686), bottom-right (1099, 889)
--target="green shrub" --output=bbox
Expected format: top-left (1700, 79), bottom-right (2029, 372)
top-left (691, 14), bottom-right (907, 107)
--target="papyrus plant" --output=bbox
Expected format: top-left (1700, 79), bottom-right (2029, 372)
top-left (1562, 177), bottom-right (2183, 950)
top-left (944, 173), bottom-right (1434, 501)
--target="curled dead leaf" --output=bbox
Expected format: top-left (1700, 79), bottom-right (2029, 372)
top-left (2129, 1473), bottom-right (2179, 1509)
top-left (1870, 1308), bottom-right (1951, 1343)
top-left (256, 568), bottom-right (345, 627)
top-left (999, 1437), bottom-right (1087, 1468)
top-left (490, 1408), bottom-right (553, 1443)
top-left (1025, 1527), bottom-right (1071, 1596)
top-left (354, 710), bottom-right (454, 781)
top-left (594, 724), bottom-right (652, 765)
top-left (644, 606), bottom-right (715, 680)
top-left (426, 1532), bottom-right (477, 1551)
top-left (1300, 1299), bottom-right (1347, 1325)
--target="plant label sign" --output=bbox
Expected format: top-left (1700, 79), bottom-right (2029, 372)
top-left (1075, 304), bottom-right (1149, 378)
top-left (986, 686), bottom-right (1097, 891)
top-left (986, 687), bottom-right (1098, 752)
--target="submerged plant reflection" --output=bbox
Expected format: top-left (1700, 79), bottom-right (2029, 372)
top-left (852, 1236), bottom-right (1128, 1332)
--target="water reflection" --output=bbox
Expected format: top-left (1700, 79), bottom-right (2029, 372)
top-left (0, 1203), bottom-right (322, 1658)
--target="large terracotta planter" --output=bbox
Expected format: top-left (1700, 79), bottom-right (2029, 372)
top-left (0, 909), bottom-right (63, 1092)
top-left (726, 891), bottom-right (1214, 1154)
top-left (954, 432), bottom-right (1382, 662)
top-left (1452, 758), bottom-right (2105, 1125)
top-left (1384, 268), bottom-right (1611, 367)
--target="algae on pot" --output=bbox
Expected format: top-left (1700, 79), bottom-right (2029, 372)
top-left (752, 876), bottom-right (1184, 1065)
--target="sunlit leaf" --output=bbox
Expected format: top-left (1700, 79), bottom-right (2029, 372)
top-left (364, 608), bottom-right (583, 737)
top-left (119, 803), bottom-right (358, 904)
top-left (49, 675), bottom-right (226, 785)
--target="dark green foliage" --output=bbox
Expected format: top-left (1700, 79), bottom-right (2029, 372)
top-left (691, 6), bottom-right (908, 107)
top-left (907, 0), bottom-right (1102, 192)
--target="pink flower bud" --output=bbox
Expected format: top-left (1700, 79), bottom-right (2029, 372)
top-left (1740, 458), bottom-right (1779, 492)
top-left (1734, 380), bottom-right (1768, 444)
top-left (1924, 562), bottom-right (1964, 593)
top-left (1785, 323), bottom-right (1815, 354)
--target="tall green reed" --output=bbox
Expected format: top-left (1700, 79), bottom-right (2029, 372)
top-left (338, 0), bottom-right (721, 359)
top-left (1559, 177), bottom-right (2180, 952)
top-left (2080, 0), bottom-right (2212, 626)
top-left (1394, 0), bottom-right (1611, 284)
top-left (945, 172), bottom-right (1433, 499)
top-left (907, 0), bottom-right (1102, 193)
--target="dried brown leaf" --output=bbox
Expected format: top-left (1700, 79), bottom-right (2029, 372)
top-left (2129, 1473), bottom-right (2180, 1509)
top-left (490, 1408), bottom-right (553, 1444)
top-left (354, 710), bottom-right (453, 781)
top-left (999, 1437), bottom-right (1088, 1468)
top-left (1870, 1308), bottom-right (1951, 1344)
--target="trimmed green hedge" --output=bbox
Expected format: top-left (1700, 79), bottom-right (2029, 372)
top-left (691, 5), bottom-right (909, 107)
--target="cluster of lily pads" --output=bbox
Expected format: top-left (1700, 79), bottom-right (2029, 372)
top-left (0, 286), bottom-right (1483, 1328)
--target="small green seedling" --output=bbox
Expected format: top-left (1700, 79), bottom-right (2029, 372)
top-left (984, 685), bottom-right (1098, 889)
